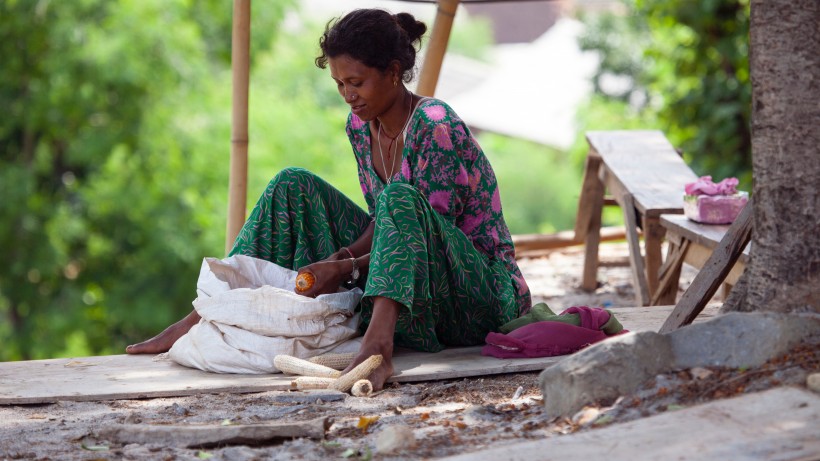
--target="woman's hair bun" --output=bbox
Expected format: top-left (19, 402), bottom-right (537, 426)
top-left (394, 12), bottom-right (427, 44)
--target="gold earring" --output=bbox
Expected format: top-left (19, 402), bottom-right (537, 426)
top-left (393, 77), bottom-right (398, 87)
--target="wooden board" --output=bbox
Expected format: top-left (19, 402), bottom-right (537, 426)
top-left (441, 387), bottom-right (820, 461)
top-left (661, 214), bottom-right (751, 263)
top-left (0, 304), bottom-right (720, 405)
top-left (99, 417), bottom-right (329, 447)
top-left (586, 131), bottom-right (698, 217)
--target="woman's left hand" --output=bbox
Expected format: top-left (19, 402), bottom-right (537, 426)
top-left (295, 259), bottom-right (352, 298)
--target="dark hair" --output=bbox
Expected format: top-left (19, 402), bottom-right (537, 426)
top-left (315, 9), bottom-right (427, 83)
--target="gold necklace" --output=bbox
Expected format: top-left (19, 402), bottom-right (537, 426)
top-left (377, 93), bottom-right (413, 185)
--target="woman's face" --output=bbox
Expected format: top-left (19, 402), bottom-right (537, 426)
top-left (328, 54), bottom-right (396, 122)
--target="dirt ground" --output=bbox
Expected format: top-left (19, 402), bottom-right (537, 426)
top-left (1, 243), bottom-right (817, 460)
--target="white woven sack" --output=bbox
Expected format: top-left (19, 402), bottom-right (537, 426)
top-left (168, 255), bottom-right (362, 374)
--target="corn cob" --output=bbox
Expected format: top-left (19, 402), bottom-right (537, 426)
top-left (330, 354), bottom-right (383, 392)
top-left (295, 272), bottom-right (315, 292)
top-left (291, 376), bottom-right (334, 390)
top-left (308, 353), bottom-right (356, 371)
top-left (350, 379), bottom-right (373, 397)
top-left (274, 355), bottom-right (342, 378)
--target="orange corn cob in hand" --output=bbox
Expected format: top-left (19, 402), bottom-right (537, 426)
top-left (295, 272), bottom-right (315, 293)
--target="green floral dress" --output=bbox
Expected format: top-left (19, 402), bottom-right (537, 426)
top-left (231, 98), bottom-right (531, 352)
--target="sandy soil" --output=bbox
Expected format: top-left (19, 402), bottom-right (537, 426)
top-left (1, 243), bottom-right (817, 460)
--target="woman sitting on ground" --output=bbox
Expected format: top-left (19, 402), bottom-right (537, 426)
top-left (127, 8), bottom-right (531, 390)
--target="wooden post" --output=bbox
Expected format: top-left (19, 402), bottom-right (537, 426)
top-left (417, 0), bottom-right (460, 97)
top-left (225, 0), bottom-right (251, 255)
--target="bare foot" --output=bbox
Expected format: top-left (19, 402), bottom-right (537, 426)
top-left (125, 310), bottom-right (201, 354)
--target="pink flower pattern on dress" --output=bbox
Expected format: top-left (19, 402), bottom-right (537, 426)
top-left (469, 172), bottom-right (481, 193)
top-left (423, 105), bottom-right (447, 122)
top-left (428, 190), bottom-right (451, 214)
top-left (434, 124), bottom-right (453, 150)
top-left (455, 165), bottom-right (468, 186)
top-left (401, 158), bottom-right (411, 181)
top-left (491, 186), bottom-right (501, 213)
top-left (460, 213), bottom-right (483, 235)
top-left (418, 157), bottom-right (429, 172)
top-left (350, 114), bottom-right (364, 130)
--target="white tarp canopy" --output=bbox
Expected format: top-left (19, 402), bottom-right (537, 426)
top-left (443, 18), bottom-right (598, 150)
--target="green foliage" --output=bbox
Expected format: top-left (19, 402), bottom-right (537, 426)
top-left (0, 0), bottom-right (292, 360)
top-left (579, 0), bottom-right (752, 189)
top-left (480, 134), bottom-right (582, 234)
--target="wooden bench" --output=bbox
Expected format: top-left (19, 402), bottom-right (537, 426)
top-left (652, 214), bottom-right (751, 305)
top-left (575, 131), bottom-right (698, 306)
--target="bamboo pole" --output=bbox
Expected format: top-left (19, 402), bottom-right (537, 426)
top-left (225, 0), bottom-right (251, 255)
top-left (416, 0), bottom-right (460, 97)
top-left (512, 226), bottom-right (629, 253)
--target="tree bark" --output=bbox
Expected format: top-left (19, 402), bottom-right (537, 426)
top-left (723, 0), bottom-right (820, 313)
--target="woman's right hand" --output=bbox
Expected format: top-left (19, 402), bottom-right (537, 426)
top-left (295, 259), bottom-right (353, 298)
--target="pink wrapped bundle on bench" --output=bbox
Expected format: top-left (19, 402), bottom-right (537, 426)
top-left (683, 176), bottom-right (748, 224)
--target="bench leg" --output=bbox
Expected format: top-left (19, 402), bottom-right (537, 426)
top-left (622, 193), bottom-right (650, 306)
top-left (582, 212), bottom-right (603, 291)
top-left (651, 239), bottom-right (689, 305)
top-left (643, 215), bottom-right (666, 297)
top-left (579, 156), bottom-right (605, 292)
top-left (720, 282), bottom-right (734, 300)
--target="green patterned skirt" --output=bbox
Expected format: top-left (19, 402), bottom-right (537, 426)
top-left (230, 168), bottom-right (518, 352)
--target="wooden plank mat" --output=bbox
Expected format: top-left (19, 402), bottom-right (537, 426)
top-left (441, 387), bottom-right (820, 461)
top-left (0, 304), bottom-right (719, 405)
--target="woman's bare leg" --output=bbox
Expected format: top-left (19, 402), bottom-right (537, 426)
top-left (343, 297), bottom-right (398, 390)
top-left (125, 310), bottom-right (201, 354)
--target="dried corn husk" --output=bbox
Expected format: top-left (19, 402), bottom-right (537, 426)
top-left (331, 354), bottom-right (383, 392)
top-left (274, 355), bottom-right (342, 378)
top-left (351, 379), bottom-right (374, 397)
top-left (291, 376), bottom-right (335, 390)
top-left (308, 353), bottom-right (356, 371)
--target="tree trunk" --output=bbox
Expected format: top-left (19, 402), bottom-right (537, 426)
top-left (723, 0), bottom-right (820, 313)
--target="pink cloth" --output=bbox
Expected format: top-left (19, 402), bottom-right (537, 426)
top-left (684, 175), bottom-right (739, 196)
top-left (481, 306), bottom-right (626, 359)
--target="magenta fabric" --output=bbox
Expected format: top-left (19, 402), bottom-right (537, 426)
top-left (684, 175), bottom-right (739, 196)
top-left (481, 306), bottom-right (626, 359)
